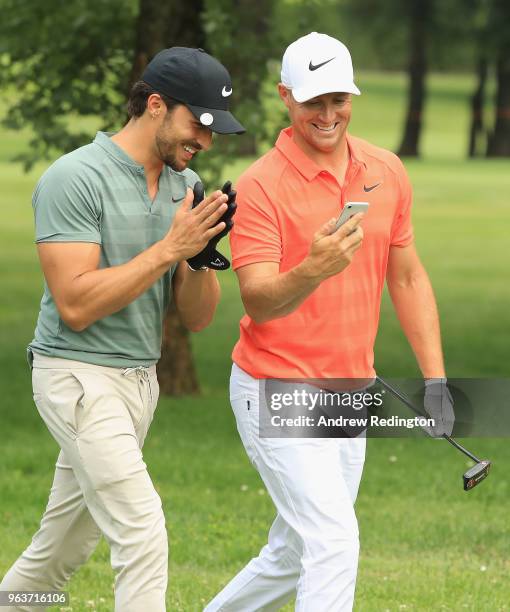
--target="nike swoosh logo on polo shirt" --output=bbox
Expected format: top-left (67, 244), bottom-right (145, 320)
top-left (363, 183), bottom-right (381, 192)
top-left (172, 195), bottom-right (185, 202)
top-left (308, 57), bottom-right (335, 71)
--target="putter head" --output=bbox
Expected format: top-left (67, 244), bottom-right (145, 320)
top-left (463, 460), bottom-right (491, 491)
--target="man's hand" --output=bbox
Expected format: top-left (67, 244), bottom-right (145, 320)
top-left (300, 213), bottom-right (364, 282)
top-left (162, 187), bottom-right (228, 263)
top-left (422, 378), bottom-right (455, 437)
top-left (187, 180), bottom-right (237, 271)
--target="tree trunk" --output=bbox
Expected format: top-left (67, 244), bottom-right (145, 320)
top-left (163, 0), bottom-right (205, 49)
top-left (157, 301), bottom-right (200, 395)
top-left (468, 57), bottom-right (488, 158)
top-left (487, 51), bottom-right (510, 157)
top-left (128, 0), bottom-right (205, 95)
top-left (128, 0), bottom-right (205, 395)
top-left (397, 0), bottom-right (429, 157)
top-left (127, 0), bottom-right (173, 97)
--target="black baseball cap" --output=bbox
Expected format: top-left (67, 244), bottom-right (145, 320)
top-left (142, 47), bottom-right (245, 135)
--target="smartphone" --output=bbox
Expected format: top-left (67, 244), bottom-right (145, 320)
top-left (333, 202), bottom-right (370, 233)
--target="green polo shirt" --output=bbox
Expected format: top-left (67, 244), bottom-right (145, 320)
top-left (29, 131), bottom-right (200, 367)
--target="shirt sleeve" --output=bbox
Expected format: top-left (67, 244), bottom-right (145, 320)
top-left (390, 158), bottom-right (414, 247)
top-left (230, 174), bottom-right (282, 270)
top-left (33, 158), bottom-right (102, 244)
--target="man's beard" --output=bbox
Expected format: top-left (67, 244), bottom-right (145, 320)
top-left (155, 132), bottom-right (201, 172)
top-left (155, 134), bottom-right (182, 171)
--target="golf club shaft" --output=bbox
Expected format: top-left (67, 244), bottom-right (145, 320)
top-left (442, 435), bottom-right (480, 463)
top-left (375, 376), bottom-right (481, 463)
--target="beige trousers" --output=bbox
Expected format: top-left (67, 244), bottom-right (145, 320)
top-left (0, 354), bottom-right (167, 611)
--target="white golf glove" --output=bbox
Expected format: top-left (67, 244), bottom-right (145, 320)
top-left (422, 378), bottom-right (455, 437)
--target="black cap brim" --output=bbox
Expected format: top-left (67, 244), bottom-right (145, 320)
top-left (187, 104), bottom-right (246, 135)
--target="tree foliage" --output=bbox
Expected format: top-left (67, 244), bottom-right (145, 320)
top-left (1, 0), bottom-right (507, 171)
top-left (0, 0), bottom-right (137, 169)
top-left (0, 0), bottom-right (279, 182)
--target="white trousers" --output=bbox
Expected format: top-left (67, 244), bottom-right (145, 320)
top-left (205, 364), bottom-right (366, 612)
top-left (0, 354), bottom-right (167, 612)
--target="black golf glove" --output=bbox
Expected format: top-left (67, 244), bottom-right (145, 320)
top-left (187, 180), bottom-right (237, 271)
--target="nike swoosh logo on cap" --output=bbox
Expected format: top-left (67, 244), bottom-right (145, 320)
top-left (309, 57), bottom-right (335, 71)
top-left (222, 86), bottom-right (232, 97)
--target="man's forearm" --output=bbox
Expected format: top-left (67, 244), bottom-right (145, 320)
top-left (173, 265), bottom-right (221, 332)
top-left (57, 240), bottom-right (175, 331)
top-left (239, 215), bottom-right (365, 324)
top-left (387, 268), bottom-right (445, 378)
top-left (242, 260), bottom-right (322, 324)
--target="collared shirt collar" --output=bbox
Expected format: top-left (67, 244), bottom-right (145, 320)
top-left (346, 133), bottom-right (367, 169)
top-left (93, 131), bottom-right (145, 170)
top-left (93, 131), bottom-right (192, 182)
top-left (275, 127), bottom-right (367, 181)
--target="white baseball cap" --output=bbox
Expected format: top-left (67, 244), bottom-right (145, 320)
top-left (281, 32), bottom-right (361, 102)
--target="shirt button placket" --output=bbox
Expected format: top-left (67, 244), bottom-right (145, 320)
top-left (136, 167), bottom-right (152, 210)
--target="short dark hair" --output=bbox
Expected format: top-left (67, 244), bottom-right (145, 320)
top-left (127, 80), bottom-right (182, 119)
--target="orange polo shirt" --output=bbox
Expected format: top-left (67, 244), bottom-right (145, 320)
top-left (230, 127), bottom-right (414, 379)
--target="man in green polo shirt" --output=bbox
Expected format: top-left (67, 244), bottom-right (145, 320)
top-left (0, 48), bottom-right (244, 612)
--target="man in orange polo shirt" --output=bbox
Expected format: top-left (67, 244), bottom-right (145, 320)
top-left (205, 32), bottom-right (453, 611)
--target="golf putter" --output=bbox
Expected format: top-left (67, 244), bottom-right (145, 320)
top-left (376, 377), bottom-right (491, 491)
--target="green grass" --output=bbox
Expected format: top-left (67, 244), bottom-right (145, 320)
top-left (1, 72), bottom-right (509, 611)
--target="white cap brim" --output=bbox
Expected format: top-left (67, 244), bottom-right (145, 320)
top-left (292, 81), bottom-right (361, 102)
